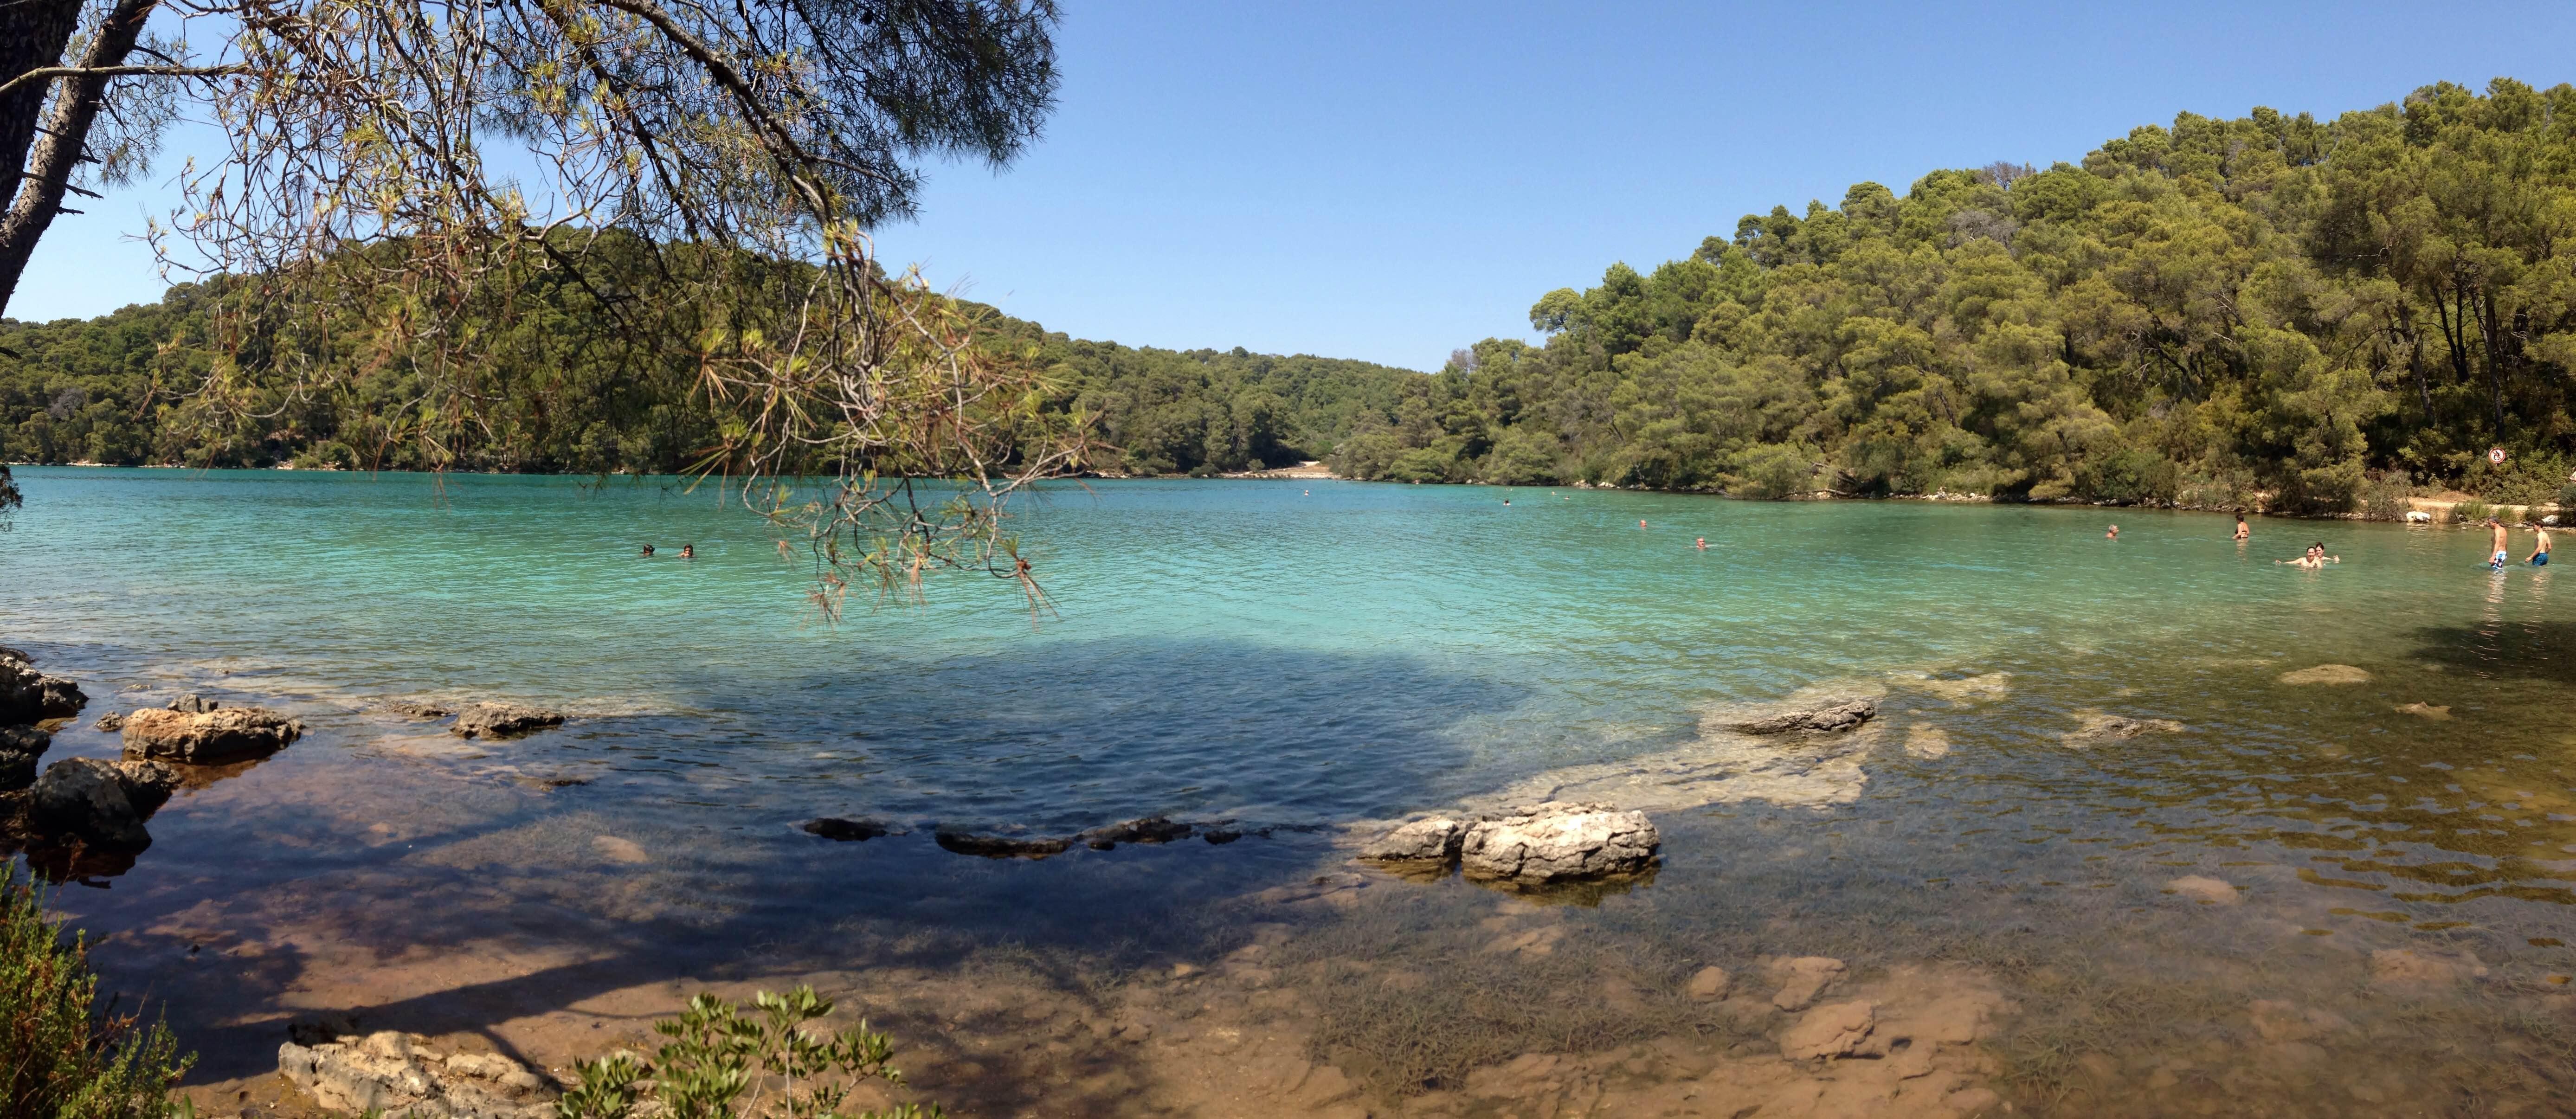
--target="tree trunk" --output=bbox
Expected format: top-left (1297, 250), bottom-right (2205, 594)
top-left (0, 0), bottom-right (156, 318)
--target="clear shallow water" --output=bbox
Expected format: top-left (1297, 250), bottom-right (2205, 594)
top-left (6, 468), bottom-right (2576, 1114)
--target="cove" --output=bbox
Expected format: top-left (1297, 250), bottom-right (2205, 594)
top-left (4, 466), bottom-right (2574, 1116)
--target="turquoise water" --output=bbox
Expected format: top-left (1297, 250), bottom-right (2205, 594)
top-left (6, 467), bottom-right (2576, 1113)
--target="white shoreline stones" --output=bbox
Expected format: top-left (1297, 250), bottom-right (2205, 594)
top-left (1360, 802), bottom-right (1659, 885)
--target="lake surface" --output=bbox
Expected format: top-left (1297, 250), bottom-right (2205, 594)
top-left (5, 467), bottom-right (2574, 1117)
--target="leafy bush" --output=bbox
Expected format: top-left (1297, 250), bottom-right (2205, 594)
top-left (0, 865), bottom-right (191, 1119)
top-left (2556, 482), bottom-right (2576, 512)
top-left (557, 987), bottom-right (940, 1119)
top-left (2360, 470), bottom-right (2415, 521)
top-left (2453, 501), bottom-right (2494, 524)
top-left (1730, 444), bottom-right (1817, 500)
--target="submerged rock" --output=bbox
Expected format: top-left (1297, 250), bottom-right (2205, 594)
top-left (0, 725), bottom-right (49, 791)
top-left (450, 702), bottom-right (565, 740)
top-left (92, 713), bottom-right (122, 732)
top-left (935, 831), bottom-right (1073, 859)
top-left (1686, 965), bottom-right (1733, 1001)
top-left (27, 757), bottom-right (177, 851)
top-left (1459, 802), bottom-right (1659, 884)
top-left (2164, 875), bottom-right (2240, 905)
top-left (2280, 664), bottom-right (2372, 686)
top-left (1781, 1000), bottom-right (1877, 1060)
top-left (2395, 702), bottom-right (2452, 720)
top-left (1731, 698), bottom-right (1877, 735)
top-left (1080, 816), bottom-right (1194, 849)
top-left (122, 706), bottom-right (303, 764)
top-left (1771, 956), bottom-right (1847, 1010)
top-left (1358, 817), bottom-right (1467, 862)
top-left (376, 699), bottom-right (454, 719)
top-left (167, 694), bottom-right (221, 714)
top-left (0, 655), bottom-right (87, 723)
top-left (2060, 713), bottom-right (2186, 746)
top-left (279, 1031), bottom-right (554, 1119)
top-left (801, 817), bottom-right (893, 842)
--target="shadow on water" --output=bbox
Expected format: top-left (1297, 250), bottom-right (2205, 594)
top-left (2406, 619), bottom-right (2576, 685)
top-left (47, 638), bottom-right (1517, 1111)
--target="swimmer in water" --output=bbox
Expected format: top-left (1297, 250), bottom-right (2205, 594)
top-left (640, 544), bottom-right (655, 558)
top-left (1640, 520), bottom-right (1648, 529)
top-left (2489, 518), bottom-right (2511, 571)
top-left (680, 544), bottom-right (694, 559)
top-left (2106, 525), bottom-right (2119, 540)
top-left (1695, 536), bottom-right (1707, 550)
top-left (2528, 523), bottom-right (2551, 566)
top-left (2234, 514), bottom-right (2249, 541)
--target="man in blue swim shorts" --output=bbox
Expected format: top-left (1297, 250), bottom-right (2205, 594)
top-left (2488, 518), bottom-right (2510, 571)
top-left (2528, 523), bottom-right (2551, 567)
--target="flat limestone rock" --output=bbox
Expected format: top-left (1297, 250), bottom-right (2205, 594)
top-left (2280, 664), bottom-right (2371, 686)
top-left (1458, 802), bottom-right (1658, 884)
top-left (279, 1030), bottom-right (554, 1119)
top-left (1781, 1000), bottom-right (1876, 1060)
top-left (1731, 698), bottom-right (1878, 734)
top-left (1686, 965), bottom-right (1733, 1001)
top-left (121, 706), bottom-right (303, 764)
top-left (1080, 816), bottom-right (1195, 849)
top-left (801, 817), bottom-right (894, 842)
top-left (450, 703), bottom-right (566, 740)
top-left (2396, 702), bottom-right (2451, 720)
top-left (935, 830), bottom-right (1073, 859)
top-left (1358, 817), bottom-right (1466, 862)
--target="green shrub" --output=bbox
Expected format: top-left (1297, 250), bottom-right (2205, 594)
top-left (2361, 470), bottom-right (2415, 521)
top-left (2555, 482), bottom-right (2576, 512)
top-left (2072, 448), bottom-right (2179, 505)
top-left (1730, 444), bottom-right (1817, 500)
top-left (2453, 501), bottom-right (2494, 524)
top-left (557, 987), bottom-right (940, 1119)
top-left (0, 865), bottom-right (192, 1119)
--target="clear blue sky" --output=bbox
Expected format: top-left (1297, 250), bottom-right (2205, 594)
top-left (17, 0), bottom-right (2576, 369)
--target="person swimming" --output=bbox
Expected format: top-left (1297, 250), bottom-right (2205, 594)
top-left (2234, 514), bottom-right (2249, 541)
top-left (1640, 520), bottom-right (1648, 529)
top-left (2277, 542), bottom-right (2340, 569)
top-left (2106, 525), bottom-right (2119, 540)
top-left (680, 544), bottom-right (694, 560)
top-left (1695, 536), bottom-right (1707, 550)
top-left (640, 544), bottom-right (655, 558)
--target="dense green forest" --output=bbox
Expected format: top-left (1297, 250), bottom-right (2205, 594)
top-left (0, 282), bottom-right (1415, 478)
top-left (12, 79), bottom-right (2576, 514)
top-left (1337, 78), bottom-right (2576, 513)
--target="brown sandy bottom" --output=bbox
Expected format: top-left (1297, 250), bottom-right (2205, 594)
top-left (136, 815), bottom-right (2576, 1119)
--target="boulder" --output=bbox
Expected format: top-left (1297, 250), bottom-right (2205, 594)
top-left (1458, 802), bottom-right (1659, 884)
top-left (279, 1031), bottom-right (554, 1119)
top-left (1781, 1000), bottom-right (1876, 1060)
top-left (800, 817), bottom-right (892, 842)
top-left (935, 831), bottom-right (1073, 859)
top-left (1080, 816), bottom-right (1194, 849)
top-left (27, 757), bottom-right (175, 850)
top-left (1731, 698), bottom-right (1877, 735)
top-left (92, 713), bottom-right (122, 732)
top-left (121, 706), bottom-right (303, 764)
top-left (450, 703), bottom-right (565, 740)
top-left (376, 699), bottom-right (453, 719)
top-left (0, 655), bottom-right (86, 723)
top-left (1359, 817), bottom-right (1467, 862)
top-left (0, 725), bottom-right (49, 791)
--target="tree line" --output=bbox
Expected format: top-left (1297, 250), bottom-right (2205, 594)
top-left (0, 268), bottom-right (1417, 479)
top-left (1333, 78), bottom-right (2576, 514)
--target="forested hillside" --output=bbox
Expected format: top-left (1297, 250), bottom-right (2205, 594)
top-left (1335, 78), bottom-right (2576, 513)
top-left (0, 282), bottom-right (1416, 478)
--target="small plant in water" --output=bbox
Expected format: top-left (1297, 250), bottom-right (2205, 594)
top-left (556, 987), bottom-right (940, 1119)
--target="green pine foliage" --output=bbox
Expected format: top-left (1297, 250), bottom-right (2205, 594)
top-left (0, 866), bottom-right (192, 1119)
top-left (1338, 78), bottom-right (2576, 511)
